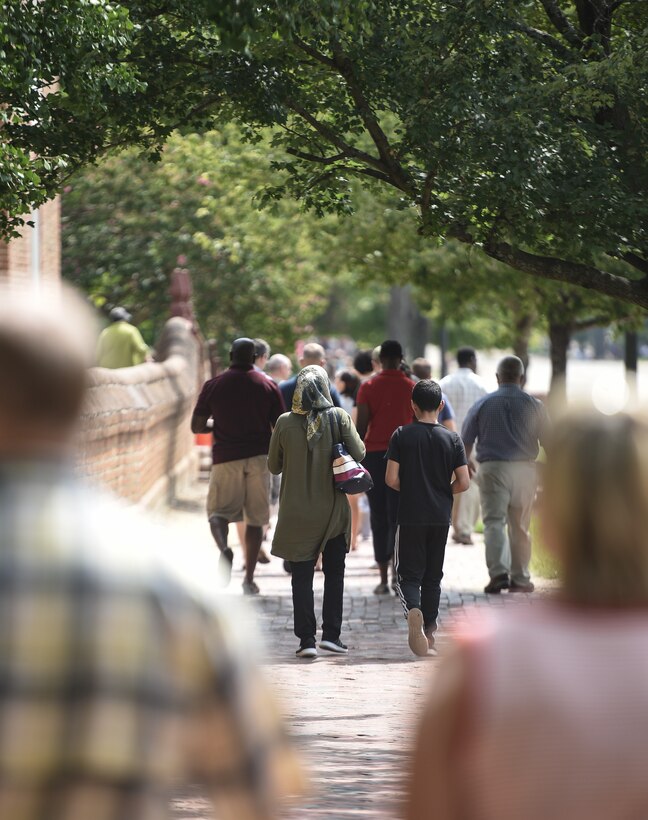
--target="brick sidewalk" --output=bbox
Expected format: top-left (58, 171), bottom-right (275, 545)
top-left (165, 488), bottom-right (553, 819)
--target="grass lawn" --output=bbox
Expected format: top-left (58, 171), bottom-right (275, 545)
top-left (474, 517), bottom-right (560, 579)
top-left (529, 516), bottom-right (560, 579)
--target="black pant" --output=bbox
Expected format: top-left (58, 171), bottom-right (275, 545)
top-left (394, 525), bottom-right (449, 631)
top-left (290, 534), bottom-right (346, 646)
top-left (363, 450), bottom-right (400, 564)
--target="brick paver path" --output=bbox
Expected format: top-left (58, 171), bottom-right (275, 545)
top-left (165, 488), bottom-right (553, 819)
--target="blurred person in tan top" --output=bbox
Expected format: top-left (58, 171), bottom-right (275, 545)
top-left (0, 286), bottom-right (300, 820)
top-left (407, 406), bottom-right (648, 820)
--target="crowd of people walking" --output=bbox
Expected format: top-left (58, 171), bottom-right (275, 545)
top-left (191, 334), bottom-right (548, 659)
top-left (189, 331), bottom-right (648, 817)
top-left (3, 288), bottom-right (648, 819)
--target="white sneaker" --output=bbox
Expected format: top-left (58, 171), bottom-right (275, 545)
top-left (319, 639), bottom-right (348, 654)
top-left (296, 644), bottom-right (317, 658)
top-left (407, 608), bottom-right (430, 657)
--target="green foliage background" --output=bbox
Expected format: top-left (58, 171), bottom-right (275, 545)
top-left (63, 128), bottom-right (336, 351)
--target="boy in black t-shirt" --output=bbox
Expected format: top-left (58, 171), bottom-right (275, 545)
top-left (385, 380), bottom-right (470, 656)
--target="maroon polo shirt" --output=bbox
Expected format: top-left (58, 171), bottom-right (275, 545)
top-left (356, 369), bottom-right (416, 452)
top-left (193, 364), bottom-right (285, 465)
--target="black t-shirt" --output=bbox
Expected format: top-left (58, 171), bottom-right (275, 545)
top-left (386, 421), bottom-right (467, 526)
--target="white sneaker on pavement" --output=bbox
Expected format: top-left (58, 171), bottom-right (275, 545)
top-left (407, 608), bottom-right (430, 657)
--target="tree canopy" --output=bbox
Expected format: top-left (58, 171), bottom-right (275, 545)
top-left (62, 128), bottom-right (333, 353)
top-left (0, 0), bottom-right (371, 235)
top-left (3, 1), bottom-right (648, 310)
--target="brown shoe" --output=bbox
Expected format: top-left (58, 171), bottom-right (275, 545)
top-left (257, 548), bottom-right (271, 564)
top-left (484, 574), bottom-right (510, 594)
top-left (453, 533), bottom-right (474, 546)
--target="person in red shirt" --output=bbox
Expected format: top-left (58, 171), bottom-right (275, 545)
top-left (356, 340), bottom-right (416, 594)
top-left (191, 338), bottom-right (285, 595)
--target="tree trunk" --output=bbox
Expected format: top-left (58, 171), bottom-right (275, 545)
top-left (625, 330), bottom-right (638, 374)
top-left (511, 312), bottom-right (535, 375)
top-left (548, 320), bottom-right (572, 405)
top-left (625, 330), bottom-right (638, 399)
top-left (388, 284), bottom-right (429, 360)
top-left (410, 310), bottom-right (429, 359)
top-left (592, 327), bottom-right (606, 359)
top-left (439, 323), bottom-right (449, 378)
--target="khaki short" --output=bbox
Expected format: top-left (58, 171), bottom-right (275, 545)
top-left (207, 455), bottom-right (270, 527)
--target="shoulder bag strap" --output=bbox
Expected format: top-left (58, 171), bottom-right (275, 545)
top-left (327, 408), bottom-right (339, 445)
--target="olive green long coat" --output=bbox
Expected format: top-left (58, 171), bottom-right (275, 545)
top-left (268, 408), bottom-right (366, 562)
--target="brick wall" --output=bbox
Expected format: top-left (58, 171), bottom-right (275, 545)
top-left (0, 198), bottom-right (61, 287)
top-left (78, 317), bottom-right (202, 507)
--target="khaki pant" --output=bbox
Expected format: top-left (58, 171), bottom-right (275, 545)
top-left (207, 455), bottom-right (270, 527)
top-left (477, 461), bottom-right (537, 584)
top-left (452, 477), bottom-right (481, 538)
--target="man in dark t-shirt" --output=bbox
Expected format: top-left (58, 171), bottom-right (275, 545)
top-left (386, 380), bottom-right (470, 657)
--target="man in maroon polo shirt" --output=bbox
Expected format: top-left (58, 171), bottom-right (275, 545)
top-left (356, 340), bottom-right (416, 594)
top-left (191, 338), bottom-right (285, 595)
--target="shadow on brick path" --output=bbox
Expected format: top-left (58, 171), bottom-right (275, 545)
top-left (165, 488), bottom-right (555, 819)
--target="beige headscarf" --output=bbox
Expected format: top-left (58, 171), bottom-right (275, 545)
top-left (291, 365), bottom-right (334, 449)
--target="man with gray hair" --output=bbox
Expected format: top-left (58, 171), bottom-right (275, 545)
top-left (461, 356), bottom-right (548, 594)
top-left (266, 353), bottom-right (293, 383)
top-left (279, 342), bottom-right (342, 409)
top-left (254, 338), bottom-right (271, 372)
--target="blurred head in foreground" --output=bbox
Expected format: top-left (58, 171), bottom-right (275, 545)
top-left (0, 284), bottom-right (300, 818)
top-left (0, 285), bottom-right (95, 458)
top-left (542, 407), bottom-right (648, 607)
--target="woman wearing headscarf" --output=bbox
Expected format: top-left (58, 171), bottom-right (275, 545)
top-left (268, 365), bottom-right (366, 658)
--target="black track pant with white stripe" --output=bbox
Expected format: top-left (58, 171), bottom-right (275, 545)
top-left (394, 524), bottom-right (449, 632)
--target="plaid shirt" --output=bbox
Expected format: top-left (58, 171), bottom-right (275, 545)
top-left (0, 461), bottom-right (299, 820)
top-left (439, 368), bottom-right (488, 430)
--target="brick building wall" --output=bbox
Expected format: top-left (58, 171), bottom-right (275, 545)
top-left (2, 203), bottom-right (202, 508)
top-left (0, 198), bottom-right (61, 287)
top-left (77, 317), bottom-right (202, 507)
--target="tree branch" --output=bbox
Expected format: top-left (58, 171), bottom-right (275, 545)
top-left (480, 238), bottom-right (648, 308)
top-left (354, 167), bottom-right (397, 185)
top-left (285, 99), bottom-right (391, 176)
top-left (291, 37), bottom-right (415, 195)
top-left (284, 148), bottom-right (396, 185)
top-left (510, 21), bottom-right (575, 59)
top-left (292, 36), bottom-right (337, 69)
top-left (328, 41), bottom-right (415, 195)
top-left (574, 313), bottom-right (624, 331)
top-left (537, 0), bottom-right (584, 47)
top-left (285, 148), bottom-right (351, 165)
top-left (607, 0), bottom-right (647, 12)
top-left (621, 251), bottom-right (648, 277)
top-left (420, 171), bottom-right (436, 214)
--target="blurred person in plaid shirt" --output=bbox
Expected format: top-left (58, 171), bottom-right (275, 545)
top-left (0, 286), bottom-right (301, 820)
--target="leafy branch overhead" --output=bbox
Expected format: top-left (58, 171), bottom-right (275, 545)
top-left (2, 1), bottom-right (648, 310)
